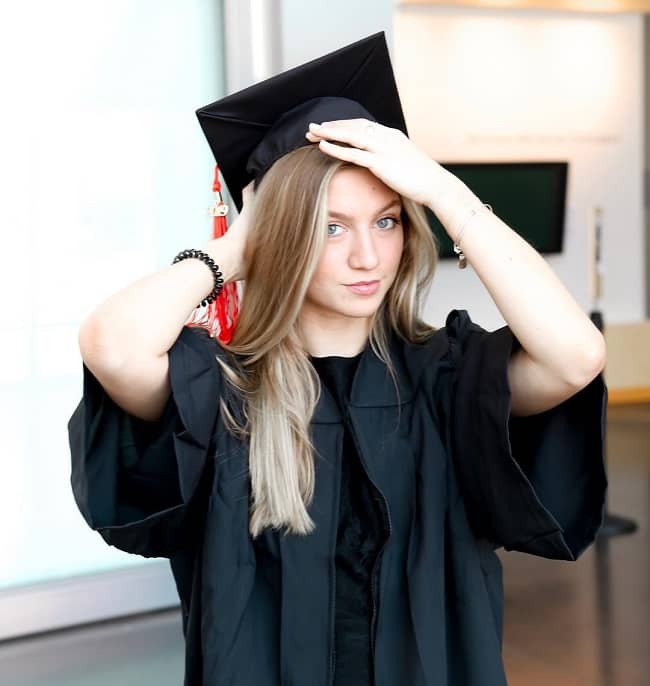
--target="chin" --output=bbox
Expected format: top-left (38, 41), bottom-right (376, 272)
top-left (304, 286), bottom-right (388, 320)
top-left (337, 300), bottom-right (383, 318)
top-left (340, 308), bottom-right (379, 319)
top-left (311, 301), bottom-right (378, 320)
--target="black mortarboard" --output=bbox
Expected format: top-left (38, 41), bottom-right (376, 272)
top-left (195, 31), bottom-right (408, 212)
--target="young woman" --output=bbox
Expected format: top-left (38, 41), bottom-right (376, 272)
top-left (69, 35), bottom-right (608, 686)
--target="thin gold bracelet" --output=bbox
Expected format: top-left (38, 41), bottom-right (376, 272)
top-left (452, 203), bottom-right (493, 269)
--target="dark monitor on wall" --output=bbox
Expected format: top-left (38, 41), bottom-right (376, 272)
top-left (426, 161), bottom-right (568, 259)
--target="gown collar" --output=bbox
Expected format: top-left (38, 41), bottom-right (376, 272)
top-left (310, 326), bottom-right (448, 423)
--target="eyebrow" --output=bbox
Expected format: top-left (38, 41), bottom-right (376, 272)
top-left (328, 198), bottom-right (402, 221)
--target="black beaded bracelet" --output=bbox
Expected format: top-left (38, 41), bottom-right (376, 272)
top-left (172, 248), bottom-right (224, 307)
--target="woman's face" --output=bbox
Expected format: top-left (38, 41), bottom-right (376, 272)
top-left (302, 165), bottom-right (404, 325)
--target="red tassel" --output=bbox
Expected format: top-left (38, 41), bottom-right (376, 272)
top-left (185, 165), bottom-right (240, 343)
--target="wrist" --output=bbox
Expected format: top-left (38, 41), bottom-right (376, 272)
top-left (424, 174), bottom-right (483, 242)
top-left (422, 166), bottom-right (459, 209)
top-left (202, 234), bottom-right (245, 283)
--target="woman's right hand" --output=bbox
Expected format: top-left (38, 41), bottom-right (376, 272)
top-left (205, 180), bottom-right (255, 282)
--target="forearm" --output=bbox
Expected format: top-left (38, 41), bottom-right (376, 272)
top-left (425, 170), bottom-right (606, 385)
top-left (79, 234), bottom-right (241, 365)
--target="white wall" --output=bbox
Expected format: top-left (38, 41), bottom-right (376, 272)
top-left (0, 0), bottom-right (224, 633)
top-left (281, 0), bottom-right (396, 69)
top-left (279, 1), bottom-right (645, 330)
top-left (645, 14), bottom-right (650, 318)
top-left (395, 4), bottom-right (644, 329)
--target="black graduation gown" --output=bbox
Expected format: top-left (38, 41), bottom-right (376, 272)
top-left (310, 351), bottom-right (386, 686)
top-left (67, 309), bottom-right (608, 686)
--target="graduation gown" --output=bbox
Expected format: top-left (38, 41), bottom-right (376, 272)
top-left (310, 351), bottom-right (385, 686)
top-left (67, 309), bottom-right (608, 686)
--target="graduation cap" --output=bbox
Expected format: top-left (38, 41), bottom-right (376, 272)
top-left (195, 31), bottom-right (408, 213)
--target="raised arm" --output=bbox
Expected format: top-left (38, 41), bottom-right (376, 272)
top-left (305, 120), bottom-right (606, 417)
top-left (78, 228), bottom-right (246, 423)
top-left (425, 173), bottom-right (606, 416)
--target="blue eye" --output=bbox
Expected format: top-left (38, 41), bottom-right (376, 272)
top-left (377, 216), bottom-right (400, 230)
top-left (327, 223), bottom-right (343, 237)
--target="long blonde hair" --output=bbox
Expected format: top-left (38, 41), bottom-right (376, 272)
top-left (203, 144), bottom-right (439, 538)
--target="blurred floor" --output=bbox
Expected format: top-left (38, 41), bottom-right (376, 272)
top-left (0, 404), bottom-right (647, 686)
top-left (502, 403), bottom-right (650, 686)
top-left (0, 608), bottom-right (184, 686)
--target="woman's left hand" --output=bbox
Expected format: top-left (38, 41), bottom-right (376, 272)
top-left (305, 118), bottom-right (452, 207)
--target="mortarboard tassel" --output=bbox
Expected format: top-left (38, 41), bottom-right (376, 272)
top-left (185, 165), bottom-right (240, 343)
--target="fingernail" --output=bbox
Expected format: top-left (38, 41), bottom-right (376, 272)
top-left (308, 122), bottom-right (321, 129)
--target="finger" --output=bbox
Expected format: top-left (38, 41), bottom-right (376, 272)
top-left (306, 127), bottom-right (336, 142)
top-left (318, 119), bottom-right (388, 140)
top-left (305, 128), bottom-right (342, 142)
top-left (309, 120), bottom-right (372, 134)
top-left (309, 122), bottom-right (373, 151)
top-left (317, 139), bottom-right (373, 166)
top-left (316, 118), bottom-right (371, 128)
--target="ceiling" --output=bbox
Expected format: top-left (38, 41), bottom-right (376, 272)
top-left (400, 0), bottom-right (650, 13)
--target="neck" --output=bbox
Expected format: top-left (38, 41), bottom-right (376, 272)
top-left (298, 313), bottom-right (372, 358)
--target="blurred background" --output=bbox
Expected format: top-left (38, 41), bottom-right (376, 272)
top-left (0, 1), bottom-right (647, 685)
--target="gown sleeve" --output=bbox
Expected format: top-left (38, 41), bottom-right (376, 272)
top-left (442, 308), bottom-right (608, 561)
top-left (67, 325), bottom-right (227, 558)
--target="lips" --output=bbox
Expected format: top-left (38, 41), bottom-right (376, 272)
top-left (346, 280), bottom-right (381, 295)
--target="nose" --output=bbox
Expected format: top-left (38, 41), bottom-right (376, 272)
top-left (348, 228), bottom-right (380, 271)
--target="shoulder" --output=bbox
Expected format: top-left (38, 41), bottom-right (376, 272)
top-left (391, 310), bottom-right (496, 388)
top-left (394, 311), bottom-right (476, 357)
top-left (388, 321), bottom-right (451, 389)
top-left (176, 325), bottom-right (232, 364)
top-left (443, 309), bottom-right (488, 344)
